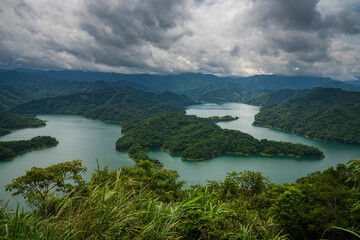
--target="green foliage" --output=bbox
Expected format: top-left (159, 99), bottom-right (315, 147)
top-left (185, 82), bottom-right (269, 103)
top-left (208, 115), bottom-right (239, 122)
top-left (5, 160), bottom-right (87, 216)
top-left (116, 112), bottom-right (324, 161)
top-left (0, 111), bottom-right (46, 136)
top-left (0, 127), bottom-right (10, 136)
top-left (254, 88), bottom-right (360, 143)
top-left (246, 88), bottom-right (314, 108)
top-left (269, 188), bottom-right (307, 238)
top-left (10, 87), bottom-right (194, 130)
top-left (0, 136), bottom-right (58, 160)
top-left (1, 160), bottom-right (359, 239)
top-left (0, 85), bottom-right (32, 111)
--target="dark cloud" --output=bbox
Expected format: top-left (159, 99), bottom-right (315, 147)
top-left (82, 0), bottom-right (191, 49)
top-left (0, 0), bottom-right (359, 79)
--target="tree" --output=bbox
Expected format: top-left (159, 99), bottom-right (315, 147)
top-left (5, 160), bottom-right (87, 216)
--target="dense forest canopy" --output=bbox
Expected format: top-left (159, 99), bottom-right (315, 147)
top-left (254, 88), bottom-right (360, 143)
top-left (246, 88), bottom-right (315, 108)
top-left (0, 136), bottom-right (58, 160)
top-left (0, 85), bottom-right (33, 111)
top-left (184, 82), bottom-right (270, 103)
top-left (0, 111), bottom-right (46, 136)
top-left (10, 87), bottom-right (195, 130)
top-left (117, 112), bottom-right (324, 163)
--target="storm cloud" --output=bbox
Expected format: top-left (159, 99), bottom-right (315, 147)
top-left (0, 0), bottom-right (359, 79)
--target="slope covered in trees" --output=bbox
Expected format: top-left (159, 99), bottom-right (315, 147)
top-left (1, 159), bottom-right (359, 239)
top-left (0, 71), bottom-right (148, 98)
top-left (0, 111), bottom-right (46, 136)
top-left (10, 87), bottom-right (195, 130)
top-left (116, 113), bottom-right (324, 161)
top-left (0, 85), bottom-right (33, 111)
top-left (185, 82), bottom-right (269, 103)
top-left (254, 88), bottom-right (360, 143)
top-left (246, 88), bottom-right (314, 108)
top-left (0, 136), bottom-right (58, 160)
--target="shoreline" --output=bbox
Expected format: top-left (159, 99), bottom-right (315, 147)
top-left (253, 123), bottom-right (357, 145)
top-left (0, 142), bottom-right (59, 161)
top-left (180, 151), bottom-right (323, 161)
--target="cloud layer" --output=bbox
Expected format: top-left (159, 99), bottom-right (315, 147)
top-left (0, 0), bottom-right (359, 79)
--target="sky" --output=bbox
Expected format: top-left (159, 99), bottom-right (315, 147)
top-left (0, 0), bottom-right (360, 80)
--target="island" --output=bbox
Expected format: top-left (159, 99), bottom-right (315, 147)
top-left (0, 136), bottom-right (59, 160)
top-left (208, 115), bottom-right (239, 122)
top-left (116, 112), bottom-right (324, 165)
top-left (0, 111), bottom-right (46, 136)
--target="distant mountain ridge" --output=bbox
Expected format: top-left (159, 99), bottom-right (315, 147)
top-left (0, 71), bottom-right (148, 98)
top-left (253, 88), bottom-right (360, 143)
top-left (10, 69), bottom-right (360, 92)
top-left (231, 75), bottom-right (360, 91)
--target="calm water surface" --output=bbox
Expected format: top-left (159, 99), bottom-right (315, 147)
top-left (1, 103), bottom-right (360, 207)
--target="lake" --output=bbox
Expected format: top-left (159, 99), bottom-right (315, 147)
top-left (1, 103), bottom-right (360, 206)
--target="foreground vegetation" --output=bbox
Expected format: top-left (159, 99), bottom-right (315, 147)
top-left (0, 136), bottom-right (58, 160)
top-left (0, 159), bottom-right (359, 239)
top-left (0, 111), bottom-right (46, 136)
top-left (254, 88), bottom-right (360, 143)
top-left (117, 113), bottom-right (324, 166)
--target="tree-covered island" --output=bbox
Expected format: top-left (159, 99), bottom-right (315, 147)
top-left (0, 136), bottom-right (58, 160)
top-left (116, 113), bottom-right (324, 164)
top-left (0, 111), bottom-right (46, 136)
top-left (208, 115), bottom-right (239, 122)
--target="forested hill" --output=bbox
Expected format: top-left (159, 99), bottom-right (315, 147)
top-left (116, 112), bottom-right (324, 161)
top-left (0, 71), bottom-right (148, 98)
top-left (253, 88), bottom-right (360, 143)
top-left (184, 82), bottom-right (269, 103)
top-left (0, 85), bottom-right (33, 111)
top-left (10, 87), bottom-right (195, 129)
top-left (0, 111), bottom-right (46, 136)
top-left (246, 88), bottom-right (315, 108)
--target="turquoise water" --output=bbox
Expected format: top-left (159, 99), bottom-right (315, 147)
top-left (1, 103), bottom-right (360, 207)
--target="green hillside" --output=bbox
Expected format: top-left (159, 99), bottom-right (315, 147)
top-left (10, 87), bottom-right (195, 130)
top-left (246, 88), bottom-right (314, 108)
top-left (254, 88), bottom-right (360, 143)
top-left (0, 85), bottom-right (33, 110)
top-left (185, 82), bottom-right (269, 102)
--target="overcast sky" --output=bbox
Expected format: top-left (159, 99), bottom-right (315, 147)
top-left (0, 0), bottom-right (360, 80)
